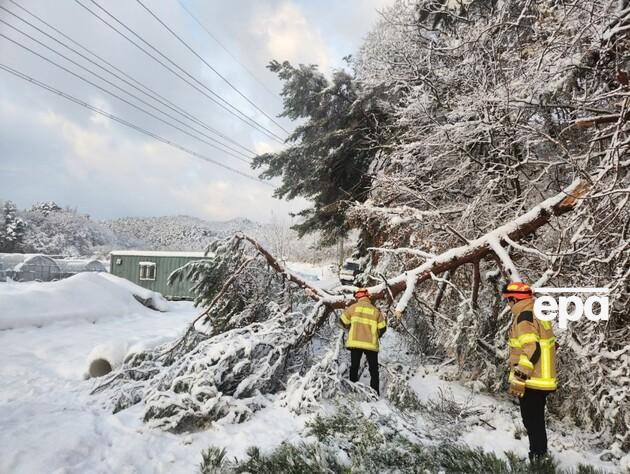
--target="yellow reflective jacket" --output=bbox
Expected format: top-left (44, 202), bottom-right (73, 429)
top-left (340, 297), bottom-right (386, 352)
top-left (508, 299), bottom-right (557, 391)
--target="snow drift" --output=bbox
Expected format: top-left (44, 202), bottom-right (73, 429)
top-left (0, 272), bottom-right (169, 330)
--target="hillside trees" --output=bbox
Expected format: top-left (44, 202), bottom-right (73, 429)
top-left (0, 200), bottom-right (26, 252)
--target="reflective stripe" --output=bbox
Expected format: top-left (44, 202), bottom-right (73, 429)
top-left (526, 377), bottom-right (557, 390)
top-left (346, 316), bottom-right (378, 351)
top-left (511, 371), bottom-right (557, 390)
top-left (340, 313), bottom-right (351, 325)
top-left (508, 338), bottom-right (521, 348)
top-left (539, 337), bottom-right (555, 347)
top-left (541, 345), bottom-right (551, 379)
top-left (355, 306), bottom-right (375, 315)
top-left (377, 321), bottom-right (386, 329)
top-left (518, 354), bottom-right (534, 370)
top-left (353, 316), bottom-right (378, 327)
top-left (539, 319), bottom-right (551, 330)
top-left (346, 339), bottom-right (379, 351)
top-left (518, 333), bottom-right (539, 345)
top-left (540, 336), bottom-right (553, 379)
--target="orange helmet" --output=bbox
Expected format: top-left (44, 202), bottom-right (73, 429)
top-left (354, 288), bottom-right (369, 299)
top-left (501, 281), bottom-right (532, 301)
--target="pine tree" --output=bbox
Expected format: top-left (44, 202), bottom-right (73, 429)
top-left (252, 60), bottom-right (394, 244)
top-left (0, 200), bottom-right (26, 253)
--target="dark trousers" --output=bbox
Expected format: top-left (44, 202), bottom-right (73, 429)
top-left (519, 388), bottom-right (549, 458)
top-left (349, 348), bottom-right (379, 395)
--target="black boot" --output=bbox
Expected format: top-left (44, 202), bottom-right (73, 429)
top-left (529, 453), bottom-right (554, 472)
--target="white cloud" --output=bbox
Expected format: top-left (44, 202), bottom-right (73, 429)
top-left (250, 2), bottom-right (331, 71)
top-left (254, 140), bottom-right (281, 155)
top-left (170, 179), bottom-right (308, 222)
top-left (1, 0), bottom-right (391, 222)
top-left (28, 103), bottom-right (305, 221)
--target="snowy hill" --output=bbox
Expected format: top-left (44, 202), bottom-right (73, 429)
top-left (0, 200), bottom-right (264, 257)
top-left (103, 215), bottom-right (262, 252)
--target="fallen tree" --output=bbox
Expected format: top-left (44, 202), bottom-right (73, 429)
top-left (90, 179), bottom-right (589, 433)
top-left (91, 0), bottom-right (628, 459)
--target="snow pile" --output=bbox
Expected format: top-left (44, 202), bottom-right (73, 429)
top-left (86, 334), bottom-right (175, 377)
top-left (0, 272), bottom-right (170, 330)
top-left (285, 261), bottom-right (339, 290)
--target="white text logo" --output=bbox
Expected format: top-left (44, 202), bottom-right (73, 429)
top-left (533, 288), bottom-right (610, 329)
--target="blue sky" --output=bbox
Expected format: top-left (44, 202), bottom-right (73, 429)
top-left (0, 0), bottom-right (393, 222)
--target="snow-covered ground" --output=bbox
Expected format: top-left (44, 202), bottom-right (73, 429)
top-left (0, 277), bottom-right (305, 474)
top-left (409, 369), bottom-right (622, 472)
top-left (285, 260), bottom-right (340, 290)
top-left (0, 274), bottom-right (623, 473)
top-left (0, 273), bottom-right (169, 330)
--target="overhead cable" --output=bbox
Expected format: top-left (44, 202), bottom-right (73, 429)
top-left (73, 0), bottom-right (285, 143)
top-left (6, 0), bottom-right (257, 156)
top-left (0, 31), bottom-right (252, 163)
top-left (177, 0), bottom-right (280, 103)
top-left (136, 0), bottom-right (288, 134)
top-left (0, 62), bottom-right (269, 184)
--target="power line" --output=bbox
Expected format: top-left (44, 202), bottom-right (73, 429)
top-left (0, 11), bottom-right (253, 161)
top-left (0, 31), bottom-right (252, 164)
top-left (76, 0), bottom-right (280, 143)
top-left (0, 62), bottom-right (269, 184)
top-left (6, 0), bottom-right (257, 157)
top-left (73, 0), bottom-right (285, 144)
top-left (135, 0), bottom-right (288, 134)
top-left (177, 0), bottom-right (280, 103)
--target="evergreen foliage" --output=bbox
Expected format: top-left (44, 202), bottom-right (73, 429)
top-left (199, 405), bottom-right (608, 473)
top-left (92, 236), bottom-right (344, 432)
top-left (0, 200), bottom-right (26, 252)
top-left (252, 60), bottom-right (394, 243)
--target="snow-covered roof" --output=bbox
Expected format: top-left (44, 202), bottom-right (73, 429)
top-left (57, 259), bottom-right (107, 272)
top-left (15, 255), bottom-right (61, 272)
top-left (110, 250), bottom-right (211, 258)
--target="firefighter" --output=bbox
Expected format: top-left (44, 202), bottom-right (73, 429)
top-left (340, 288), bottom-right (387, 394)
top-left (503, 281), bottom-right (557, 462)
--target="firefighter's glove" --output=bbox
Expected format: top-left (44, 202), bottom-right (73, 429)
top-left (508, 370), bottom-right (527, 398)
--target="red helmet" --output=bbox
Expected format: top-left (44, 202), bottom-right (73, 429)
top-left (354, 288), bottom-right (369, 299)
top-left (501, 281), bottom-right (532, 301)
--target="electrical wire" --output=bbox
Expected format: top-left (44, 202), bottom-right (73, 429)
top-left (73, 0), bottom-right (285, 143)
top-left (6, 0), bottom-right (257, 157)
top-left (177, 0), bottom-right (280, 102)
top-left (135, 0), bottom-right (288, 134)
top-left (0, 16), bottom-right (254, 161)
top-left (0, 31), bottom-right (252, 164)
top-left (0, 62), bottom-right (270, 184)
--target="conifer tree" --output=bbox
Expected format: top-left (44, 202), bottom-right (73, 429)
top-left (252, 60), bottom-right (394, 244)
top-left (0, 200), bottom-right (26, 253)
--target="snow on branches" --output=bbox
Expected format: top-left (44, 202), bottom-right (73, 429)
top-left (348, 0), bottom-right (629, 453)
top-left (91, 236), bottom-right (357, 432)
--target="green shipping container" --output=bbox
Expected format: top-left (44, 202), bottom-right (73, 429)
top-left (109, 250), bottom-right (211, 300)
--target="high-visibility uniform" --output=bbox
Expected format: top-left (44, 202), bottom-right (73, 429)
top-left (508, 299), bottom-right (557, 391)
top-left (340, 297), bottom-right (386, 352)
